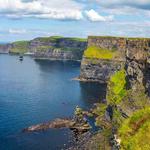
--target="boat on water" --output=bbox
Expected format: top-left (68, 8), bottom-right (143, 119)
top-left (19, 55), bottom-right (23, 61)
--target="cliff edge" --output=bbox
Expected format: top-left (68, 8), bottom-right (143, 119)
top-left (0, 36), bottom-right (87, 61)
top-left (80, 36), bottom-right (150, 94)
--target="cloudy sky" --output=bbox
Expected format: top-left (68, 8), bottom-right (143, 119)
top-left (0, 0), bottom-right (150, 42)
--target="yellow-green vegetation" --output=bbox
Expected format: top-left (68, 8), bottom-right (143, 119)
top-left (119, 87), bottom-right (150, 116)
top-left (36, 36), bottom-right (63, 42)
top-left (64, 37), bottom-right (87, 42)
top-left (119, 107), bottom-right (150, 150)
top-left (74, 106), bottom-right (83, 116)
top-left (107, 69), bottom-right (127, 105)
top-left (94, 103), bottom-right (107, 127)
top-left (36, 36), bottom-right (87, 42)
top-left (10, 41), bottom-right (29, 54)
top-left (93, 68), bottom-right (150, 150)
top-left (84, 46), bottom-right (117, 59)
top-left (93, 69), bottom-right (127, 128)
top-left (93, 103), bottom-right (107, 119)
top-left (88, 36), bottom-right (150, 40)
top-left (112, 108), bottom-right (125, 128)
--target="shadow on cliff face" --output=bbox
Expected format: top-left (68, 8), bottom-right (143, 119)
top-left (79, 82), bottom-right (107, 107)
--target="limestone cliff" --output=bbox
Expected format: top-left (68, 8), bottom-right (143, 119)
top-left (0, 36), bottom-right (87, 60)
top-left (80, 36), bottom-right (150, 94)
top-left (31, 37), bottom-right (87, 60)
top-left (80, 36), bottom-right (126, 82)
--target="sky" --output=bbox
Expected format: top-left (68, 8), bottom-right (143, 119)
top-left (0, 0), bottom-right (150, 42)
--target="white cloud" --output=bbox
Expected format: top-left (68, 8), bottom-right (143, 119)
top-left (95, 0), bottom-right (150, 10)
top-left (85, 9), bottom-right (114, 22)
top-left (8, 28), bottom-right (27, 34)
top-left (0, 0), bottom-right (83, 20)
top-left (93, 0), bottom-right (150, 16)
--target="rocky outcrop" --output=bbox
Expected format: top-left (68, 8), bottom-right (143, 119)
top-left (23, 106), bottom-right (91, 133)
top-left (23, 118), bottom-right (76, 132)
top-left (80, 36), bottom-right (150, 94)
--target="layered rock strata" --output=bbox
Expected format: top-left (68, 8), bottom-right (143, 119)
top-left (80, 36), bottom-right (150, 94)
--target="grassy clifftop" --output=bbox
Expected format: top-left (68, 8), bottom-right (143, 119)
top-left (10, 41), bottom-right (30, 54)
top-left (88, 36), bottom-right (150, 40)
top-left (83, 36), bottom-right (150, 61)
top-left (34, 36), bottom-right (87, 43)
top-left (8, 36), bottom-right (87, 54)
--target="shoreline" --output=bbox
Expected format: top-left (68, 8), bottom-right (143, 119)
top-left (34, 57), bottom-right (81, 62)
top-left (0, 53), bottom-right (82, 62)
top-left (72, 76), bottom-right (107, 84)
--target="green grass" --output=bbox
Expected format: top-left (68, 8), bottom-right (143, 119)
top-left (64, 37), bottom-right (87, 42)
top-left (35, 36), bottom-right (87, 43)
top-left (10, 41), bottom-right (29, 54)
top-left (35, 36), bottom-right (63, 42)
top-left (119, 107), bottom-right (150, 150)
top-left (88, 36), bottom-right (150, 40)
top-left (9, 36), bottom-right (86, 54)
top-left (84, 46), bottom-right (117, 59)
top-left (107, 69), bottom-right (127, 105)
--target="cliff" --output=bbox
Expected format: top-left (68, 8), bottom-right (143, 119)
top-left (79, 36), bottom-right (150, 150)
top-left (0, 36), bottom-right (87, 60)
top-left (80, 36), bottom-right (126, 82)
top-left (80, 36), bottom-right (150, 94)
top-left (0, 44), bottom-right (12, 53)
top-left (31, 36), bottom-right (87, 60)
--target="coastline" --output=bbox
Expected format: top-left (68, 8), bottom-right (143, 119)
top-left (72, 76), bottom-right (107, 84)
top-left (34, 57), bottom-right (82, 62)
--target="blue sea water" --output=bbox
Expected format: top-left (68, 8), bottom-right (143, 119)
top-left (0, 54), bottom-right (106, 150)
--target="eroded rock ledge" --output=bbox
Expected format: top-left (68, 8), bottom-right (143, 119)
top-left (23, 106), bottom-right (92, 133)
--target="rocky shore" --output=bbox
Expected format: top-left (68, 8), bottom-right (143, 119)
top-left (23, 106), bottom-right (92, 134)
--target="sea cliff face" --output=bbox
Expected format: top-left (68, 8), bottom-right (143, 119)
top-left (80, 36), bottom-right (126, 82)
top-left (31, 37), bottom-right (87, 60)
top-left (0, 36), bottom-right (87, 60)
top-left (125, 39), bottom-right (150, 94)
top-left (80, 36), bottom-right (150, 94)
top-left (0, 44), bottom-right (12, 53)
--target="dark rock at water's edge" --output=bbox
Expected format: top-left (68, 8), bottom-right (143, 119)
top-left (23, 118), bottom-right (91, 133)
top-left (23, 106), bottom-right (93, 134)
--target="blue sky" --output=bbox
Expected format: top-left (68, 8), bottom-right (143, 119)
top-left (0, 0), bottom-right (150, 42)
